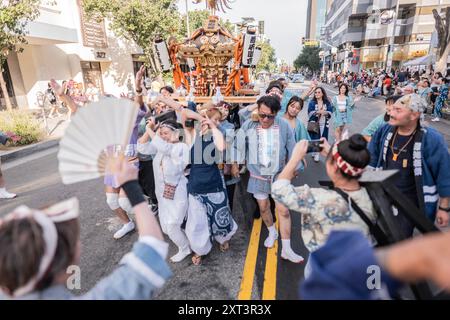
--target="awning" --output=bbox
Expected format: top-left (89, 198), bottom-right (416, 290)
top-left (403, 54), bottom-right (433, 67)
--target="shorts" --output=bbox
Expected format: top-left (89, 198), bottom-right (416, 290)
top-left (253, 192), bottom-right (269, 200)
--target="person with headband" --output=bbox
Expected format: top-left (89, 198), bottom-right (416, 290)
top-left (369, 93), bottom-right (450, 236)
top-left (137, 119), bottom-right (191, 263)
top-left (181, 106), bottom-right (238, 266)
top-left (0, 160), bottom-right (171, 299)
top-left (272, 134), bottom-right (377, 278)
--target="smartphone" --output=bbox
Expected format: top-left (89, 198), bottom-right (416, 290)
top-left (307, 140), bottom-right (323, 153)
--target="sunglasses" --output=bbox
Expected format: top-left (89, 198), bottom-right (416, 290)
top-left (259, 113), bottom-right (276, 120)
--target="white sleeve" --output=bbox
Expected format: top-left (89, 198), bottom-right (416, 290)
top-left (137, 141), bottom-right (157, 155)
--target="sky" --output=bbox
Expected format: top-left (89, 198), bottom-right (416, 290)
top-left (176, 0), bottom-right (308, 65)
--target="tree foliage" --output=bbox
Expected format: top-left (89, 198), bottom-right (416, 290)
top-left (294, 45), bottom-right (321, 72)
top-left (0, 0), bottom-right (43, 65)
top-left (256, 40), bottom-right (277, 73)
top-left (179, 9), bottom-right (234, 40)
top-left (0, 0), bottom-right (45, 110)
top-left (83, 0), bottom-right (181, 74)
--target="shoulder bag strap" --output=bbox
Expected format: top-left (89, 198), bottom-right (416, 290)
top-left (334, 188), bottom-right (390, 246)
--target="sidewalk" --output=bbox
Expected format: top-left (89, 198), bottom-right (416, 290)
top-left (0, 114), bottom-right (68, 164)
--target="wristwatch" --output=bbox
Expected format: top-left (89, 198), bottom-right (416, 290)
top-left (439, 206), bottom-right (450, 213)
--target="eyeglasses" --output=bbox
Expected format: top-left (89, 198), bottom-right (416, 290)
top-left (259, 113), bottom-right (276, 120)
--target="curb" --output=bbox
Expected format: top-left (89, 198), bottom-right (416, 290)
top-left (0, 139), bottom-right (60, 164)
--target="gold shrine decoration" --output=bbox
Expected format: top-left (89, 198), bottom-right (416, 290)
top-left (176, 15), bottom-right (238, 96)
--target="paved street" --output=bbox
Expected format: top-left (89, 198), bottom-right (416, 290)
top-left (1, 82), bottom-right (449, 300)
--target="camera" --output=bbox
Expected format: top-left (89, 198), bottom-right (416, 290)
top-left (154, 110), bottom-right (177, 124)
top-left (185, 119), bottom-right (197, 128)
top-left (307, 140), bottom-right (323, 153)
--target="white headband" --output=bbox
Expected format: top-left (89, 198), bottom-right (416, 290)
top-left (0, 198), bottom-right (79, 297)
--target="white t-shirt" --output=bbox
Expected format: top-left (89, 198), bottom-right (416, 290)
top-left (337, 98), bottom-right (347, 112)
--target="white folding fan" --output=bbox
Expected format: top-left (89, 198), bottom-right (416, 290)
top-left (58, 98), bottom-right (139, 185)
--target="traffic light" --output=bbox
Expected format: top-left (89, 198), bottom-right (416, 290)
top-left (302, 37), bottom-right (305, 45)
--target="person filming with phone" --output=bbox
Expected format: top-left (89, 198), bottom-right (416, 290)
top-left (272, 134), bottom-right (377, 278)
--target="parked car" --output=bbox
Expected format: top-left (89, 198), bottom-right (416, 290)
top-left (292, 74), bottom-right (305, 83)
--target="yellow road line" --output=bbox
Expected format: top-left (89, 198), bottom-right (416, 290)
top-left (238, 218), bottom-right (263, 300)
top-left (262, 216), bottom-right (279, 300)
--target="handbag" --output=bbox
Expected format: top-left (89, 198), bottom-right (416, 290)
top-left (160, 156), bottom-right (180, 200)
top-left (307, 121), bottom-right (320, 134)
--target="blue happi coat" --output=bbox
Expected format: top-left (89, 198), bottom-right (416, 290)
top-left (368, 123), bottom-right (450, 221)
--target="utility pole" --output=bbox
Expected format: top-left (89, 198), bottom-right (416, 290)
top-left (385, 0), bottom-right (400, 73)
top-left (185, 0), bottom-right (191, 38)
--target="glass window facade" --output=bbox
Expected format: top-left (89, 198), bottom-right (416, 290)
top-left (315, 0), bottom-right (327, 39)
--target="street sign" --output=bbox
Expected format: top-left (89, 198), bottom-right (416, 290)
top-left (304, 39), bottom-right (320, 47)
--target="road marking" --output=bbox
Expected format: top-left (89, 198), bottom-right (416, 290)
top-left (238, 218), bottom-right (262, 300)
top-left (262, 215), bottom-right (279, 300)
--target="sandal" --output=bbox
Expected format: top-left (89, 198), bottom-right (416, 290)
top-left (220, 241), bottom-right (230, 252)
top-left (192, 254), bottom-right (202, 266)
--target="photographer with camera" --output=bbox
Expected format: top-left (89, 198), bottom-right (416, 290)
top-left (272, 134), bottom-right (376, 277)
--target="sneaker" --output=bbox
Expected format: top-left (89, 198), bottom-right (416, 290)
top-left (113, 221), bottom-right (135, 239)
top-left (281, 248), bottom-right (305, 264)
top-left (264, 230), bottom-right (278, 248)
top-left (314, 153), bottom-right (320, 163)
top-left (433, 118), bottom-right (440, 122)
top-left (0, 189), bottom-right (17, 199)
top-left (170, 247), bottom-right (192, 263)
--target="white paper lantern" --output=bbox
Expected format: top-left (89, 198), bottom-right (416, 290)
top-left (242, 32), bottom-right (257, 67)
top-left (252, 47), bottom-right (262, 67)
top-left (154, 39), bottom-right (172, 72)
